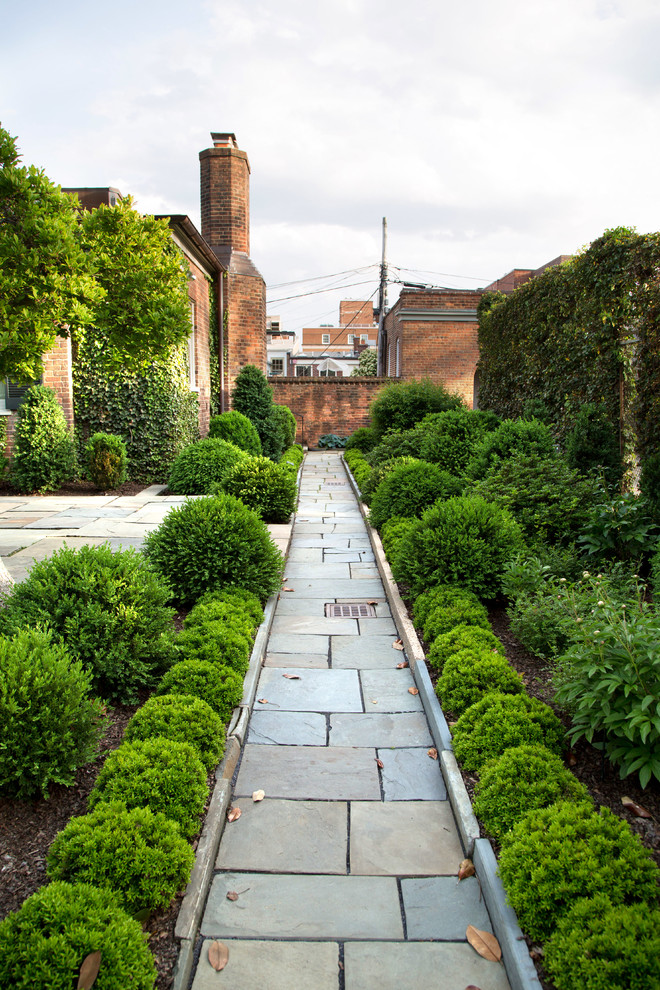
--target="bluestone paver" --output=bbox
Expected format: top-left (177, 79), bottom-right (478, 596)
top-left (402, 875), bottom-right (494, 939)
top-left (255, 667), bottom-right (363, 711)
top-left (344, 942), bottom-right (511, 990)
top-left (234, 745), bottom-right (381, 800)
top-left (349, 801), bottom-right (463, 875)
top-left (360, 668), bottom-right (424, 711)
top-left (330, 634), bottom-right (401, 669)
top-left (329, 712), bottom-right (432, 748)
top-left (378, 747), bottom-right (447, 801)
top-left (263, 651), bottom-right (329, 668)
top-left (192, 940), bottom-right (338, 990)
top-left (247, 710), bottom-right (327, 745)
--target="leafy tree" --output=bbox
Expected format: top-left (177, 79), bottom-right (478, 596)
top-left (350, 348), bottom-right (377, 376)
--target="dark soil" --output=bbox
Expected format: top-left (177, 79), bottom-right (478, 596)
top-left (0, 478), bottom-right (154, 497)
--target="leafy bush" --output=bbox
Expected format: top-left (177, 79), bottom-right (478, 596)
top-left (369, 461), bottom-right (463, 530)
top-left (196, 586), bottom-right (264, 627)
top-left (88, 737), bottom-right (208, 838)
top-left (84, 432), bottom-right (128, 489)
top-left (10, 384), bottom-right (76, 492)
top-left (652, 543), bottom-right (660, 602)
top-left (220, 455), bottom-right (297, 523)
top-left (142, 493), bottom-right (284, 606)
top-left (183, 597), bottom-right (254, 639)
top-left (168, 437), bottom-right (248, 495)
top-left (380, 515), bottom-right (416, 565)
top-left (498, 800), bottom-right (659, 941)
top-left (0, 544), bottom-right (176, 703)
top-left (0, 629), bottom-right (105, 799)
top-left (365, 428), bottom-right (423, 468)
top-left (231, 364), bottom-right (279, 458)
top-left (280, 444), bottom-right (304, 472)
top-left (452, 692), bottom-right (565, 771)
top-left (422, 599), bottom-right (491, 644)
top-left (0, 881), bottom-right (157, 989)
top-left (565, 401), bottom-right (622, 489)
top-left (47, 801), bottom-right (194, 914)
top-left (208, 410), bottom-right (261, 455)
top-left (369, 379), bottom-right (464, 437)
top-left (417, 409), bottom-right (487, 474)
top-left (466, 417), bottom-right (556, 480)
top-left (472, 745), bottom-right (588, 841)
top-left (577, 491), bottom-right (657, 564)
top-left (360, 456), bottom-right (417, 505)
top-left (272, 404), bottom-right (297, 449)
top-left (427, 624), bottom-right (504, 674)
top-left (544, 894), bottom-right (660, 990)
top-left (345, 426), bottom-right (378, 452)
top-left (125, 694), bottom-right (225, 770)
top-left (640, 450), bottom-right (660, 522)
top-left (176, 621), bottom-right (252, 674)
top-left (396, 495), bottom-right (525, 597)
top-left (412, 584), bottom-right (484, 629)
top-left (317, 433), bottom-right (347, 449)
top-left (156, 660), bottom-right (243, 723)
top-left (436, 647), bottom-right (524, 716)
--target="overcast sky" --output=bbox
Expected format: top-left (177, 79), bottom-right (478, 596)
top-left (3, 0), bottom-right (660, 337)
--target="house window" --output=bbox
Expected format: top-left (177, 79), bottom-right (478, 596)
top-left (296, 365), bottom-right (312, 377)
top-left (319, 369), bottom-right (337, 377)
top-left (270, 358), bottom-right (284, 376)
top-left (187, 301), bottom-right (197, 389)
top-left (322, 333), bottom-right (330, 344)
top-left (347, 334), bottom-right (355, 344)
top-left (360, 334), bottom-right (368, 343)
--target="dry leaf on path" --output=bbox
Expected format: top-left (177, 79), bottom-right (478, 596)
top-left (226, 891), bottom-right (239, 902)
top-left (257, 698), bottom-right (269, 705)
top-left (622, 796), bottom-right (653, 818)
top-left (465, 985), bottom-right (483, 989)
top-left (428, 748), bottom-right (438, 760)
top-left (282, 673), bottom-right (301, 680)
top-left (78, 951), bottom-right (102, 990)
top-left (396, 661), bottom-right (409, 669)
top-left (458, 858), bottom-right (475, 881)
top-left (408, 686), bottom-right (419, 696)
top-left (282, 587), bottom-right (295, 592)
top-left (252, 789), bottom-right (265, 802)
top-left (227, 806), bottom-right (242, 823)
top-left (466, 925), bottom-right (501, 962)
top-left (375, 758), bottom-right (384, 769)
top-left (392, 638), bottom-right (405, 651)
top-left (208, 941), bottom-right (229, 972)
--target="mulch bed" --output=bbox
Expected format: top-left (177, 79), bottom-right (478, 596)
top-left (0, 478), bottom-right (152, 498)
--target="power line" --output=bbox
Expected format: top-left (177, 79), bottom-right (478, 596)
top-left (267, 278), bottom-right (379, 305)
top-left (391, 264), bottom-right (492, 283)
top-left (305, 285), bottom-right (381, 363)
top-left (267, 264), bottom-right (379, 290)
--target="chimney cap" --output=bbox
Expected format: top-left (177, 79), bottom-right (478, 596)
top-left (210, 132), bottom-right (238, 149)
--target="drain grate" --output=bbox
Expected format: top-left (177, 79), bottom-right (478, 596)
top-left (325, 602), bottom-right (377, 618)
top-left (325, 481), bottom-right (348, 486)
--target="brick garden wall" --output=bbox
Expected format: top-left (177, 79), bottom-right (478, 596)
top-left (270, 377), bottom-right (391, 447)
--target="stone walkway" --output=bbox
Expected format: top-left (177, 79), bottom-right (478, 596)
top-left (189, 452), bottom-right (511, 990)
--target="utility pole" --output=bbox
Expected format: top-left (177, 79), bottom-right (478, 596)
top-left (376, 217), bottom-right (388, 376)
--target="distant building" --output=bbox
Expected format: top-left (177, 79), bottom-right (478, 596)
top-left (267, 316), bottom-right (295, 376)
top-left (292, 300), bottom-right (377, 377)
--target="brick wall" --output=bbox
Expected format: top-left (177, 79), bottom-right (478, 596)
top-left (4, 336), bottom-right (73, 456)
top-left (270, 377), bottom-right (391, 447)
top-left (188, 260), bottom-right (212, 436)
top-left (200, 142), bottom-right (250, 255)
top-left (225, 271), bottom-right (267, 394)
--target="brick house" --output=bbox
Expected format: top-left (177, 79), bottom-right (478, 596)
top-left (292, 300), bottom-right (377, 378)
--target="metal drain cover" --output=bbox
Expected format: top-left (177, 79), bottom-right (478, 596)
top-left (325, 603), bottom-right (377, 617)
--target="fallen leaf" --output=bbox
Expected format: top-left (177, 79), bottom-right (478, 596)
top-left (466, 925), bottom-right (501, 963)
top-left (282, 673), bottom-right (301, 680)
top-left (392, 638), bottom-right (405, 651)
top-left (282, 586), bottom-right (295, 592)
top-left (396, 661), bottom-right (409, 669)
top-left (367, 600), bottom-right (378, 606)
top-left (465, 986), bottom-right (483, 989)
top-left (428, 748), bottom-right (438, 760)
top-left (408, 686), bottom-right (419, 695)
top-left (78, 951), bottom-right (102, 989)
top-left (257, 698), bottom-right (269, 705)
top-left (227, 806), bottom-right (242, 823)
top-left (375, 758), bottom-right (384, 769)
top-left (458, 858), bottom-right (475, 881)
top-left (566, 750), bottom-right (578, 766)
top-left (226, 891), bottom-right (239, 902)
top-left (252, 789), bottom-right (265, 802)
top-left (529, 946), bottom-right (544, 961)
top-left (208, 941), bottom-right (229, 972)
top-left (622, 796), bottom-right (653, 818)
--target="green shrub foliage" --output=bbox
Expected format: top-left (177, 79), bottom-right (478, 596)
top-left (220, 455), bottom-right (297, 522)
top-left (369, 379), bottom-right (464, 437)
top-left (436, 647), bottom-right (524, 717)
top-left (466, 417), bottom-right (556, 480)
top-left (412, 583), bottom-right (484, 629)
top-left (0, 544), bottom-right (176, 703)
top-left (84, 432), bottom-right (128, 489)
top-left (47, 801), bottom-right (194, 914)
top-left (272, 404), bottom-right (297, 449)
top-left (565, 401), bottom-right (622, 488)
top-left (156, 660), bottom-right (243, 723)
top-left (368, 460), bottom-right (463, 529)
top-left (380, 515), bottom-right (417, 565)
top-left (360, 456), bottom-right (418, 505)
top-left (10, 385), bottom-right (76, 492)
top-left (544, 894), bottom-right (660, 990)
top-left (365, 429), bottom-right (423, 468)
top-left (345, 426), bottom-right (378, 452)
top-left (452, 692), bottom-right (565, 771)
top-left (498, 801), bottom-right (660, 942)
top-left (427, 624), bottom-right (504, 674)
top-left (417, 409), bottom-right (487, 474)
top-left (124, 694), bottom-right (225, 770)
top-left (280, 444), bottom-right (304, 472)
top-left (168, 437), bottom-right (248, 495)
top-left (0, 629), bottom-right (105, 798)
top-left (231, 364), bottom-right (281, 458)
top-left (422, 599), bottom-right (491, 644)
top-left (176, 621), bottom-right (251, 674)
top-left (398, 496), bottom-right (524, 597)
top-left (472, 745), bottom-right (588, 841)
top-left (142, 493), bottom-right (284, 606)
top-left (196, 586), bottom-right (264, 627)
top-left (183, 598), bottom-right (254, 639)
top-left (640, 450), bottom-right (660, 522)
top-left (88, 737), bottom-right (208, 838)
top-left (208, 410), bottom-right (262, 454)
top-left (0, 881), bottom-right (157, 990)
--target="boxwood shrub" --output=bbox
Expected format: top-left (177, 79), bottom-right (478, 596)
top-left (436, 647), bottom-right (524, 717)
top-left (124, 694), bottom-right (225, 770)
top-left (176, 621), bottom-right (251, 674)
top-left (426, 624), bottom-right (504, 674)
top-left (183, 598), bottom-right (254, 639)
top-left (452, 692), bottom-right (565, 772)
top-left (196, 587), bottom-right (264, 628)
top-left (380, 515), bottom-right (417, 565)
top-left (84, 432), bottom-right (128, 489)
top-left (280, 444), bottom-right (304, 472)
top-left (345, 426), bottom-right (378, 453)
top-left (156, 660), bottom-right (243, 723)
top-left (208, 410), bottom-right (261, 455)
top-left (466, 417), bottom-right (556, 480)
top-left (219, 455), bottom-right (297, 523)
top-left (369, 378), bottom-right (463, 437)
top-left (544, 894), bottom-right (660, 990)
top-left (10, 384), bottom-right (76, 493)
top-left (343, 449), bottom-right (372, 496)
top-left (498, 800), bottom-right (660, 941)
top-left (360, 455), bottom-right (417, 505)
top-left (88, 737), bottom-right (208, 838)
top-left (142, 493), bottom-right (284, 606)
top-left (412, 584), bottom-right (484, 628)
top-left (472, 744), bottom-right (588, 841)
top-left (368, 460), bottom-right (463, 529)
top-left (412, 585), bottom-right (490, 642)
top-left (47, 800), bottom-right (194, 914)
top-left (168, 437), bottom-right (248, 495)
top-left (417, 408), bottom-right (487, 474)
top-left (0, 881), bottom-right (157, 989)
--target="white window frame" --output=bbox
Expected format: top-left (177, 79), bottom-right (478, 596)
top-left (322, 333), bottom-right (330, 344)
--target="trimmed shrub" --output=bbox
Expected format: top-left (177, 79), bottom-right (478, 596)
top-left (412, 584), bottom-right (483, 629)
top-left (544, 894), bottom-right (660, 990)
top-left (142, 493), bottom-right (284, 606)
top-left (183, 598), bottom-right (254, 639)
top-left (0, 629), bottom-right (105, 799)
top-left (472, 745), bottom-right (588, 841)
top-left (380, 515), bottom-right (416, 564)
top-left (272, 404), bottom-right (297, 449)
top-left (427, 624), bottom-right (504, 674)
top-left (220, 455), bottom-right (297, 523)
top-left (436, 647), bottom-right (524, 716)
top-left (0, 544), bottom-right (176, 703)
top-left (124, 694), bottom-right (225, 770)
top-left (88, 737), bottom-right (208, 839)
top-left (368, 460), bottom-right (463, 529)
top-left (156, 660), bottom-right (243, 723)
top-left (370, 379), bottom-right (464, 437)
top-left (196, 586), bottom-right (264, 628)
top-left (365, 428), bottom-right (424, 468)
top-left (10, 384), bottom-right (76, 492)
top-left (0, 881), bottom-right (157, 989)
top-left (84, 432), bottom-right (128, 489)
top-left (345, 426), bottom-right (378, 453)
top-left (417, 409), bottom-right (487, 474)
top-left (452, 692), bottom-right (565, 772)
top-left (208, 410), bottom-right (261, 454)
top-left (395, 495), bottom-right (525, 598)
top-left (498, 801), bottom-right (660, 942)
top-left (47, 800), bottom-right (194, 914)
top-left (466, 417), bottom-right (556, 480)
top-left (176, 621), bottom-right (251, 674)
top-left (361, 455), bottom-right (418, 505)
top-left (280, 444), bottom-right (304, 472)
top-left (422, 599), bottom-right (491, 643)
top-left (565, 401), bottom-right (622, 488)
top-left (231, 364), bottom-right (280, 458)
top-left (168, 437), bottom-right (248, 495)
